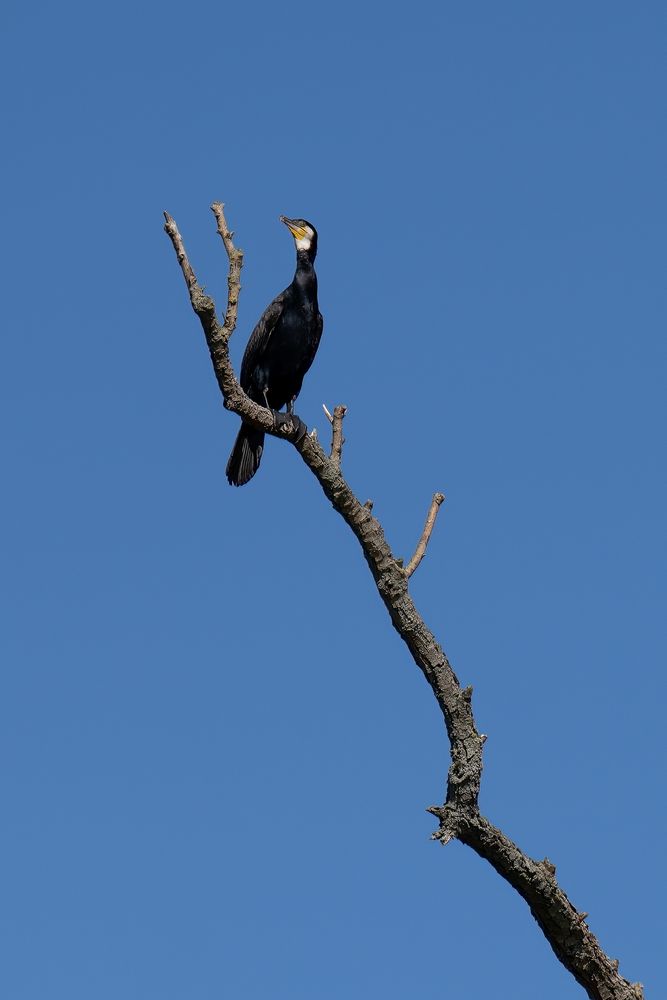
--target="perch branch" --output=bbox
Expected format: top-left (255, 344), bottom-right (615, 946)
top-left (404, 492), bottom-right (446, 578)
top-left (164, 205), bottom-right (643, 1000)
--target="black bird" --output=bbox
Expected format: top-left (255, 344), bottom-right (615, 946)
top-left (226, 216), bottom-right (324, 486)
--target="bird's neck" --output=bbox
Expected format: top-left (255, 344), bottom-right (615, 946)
top-left (296, 248), bottom-right (316, 270)
top-left (294, 251), bottom-right (318, 296)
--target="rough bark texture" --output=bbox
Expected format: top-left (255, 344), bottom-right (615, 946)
top-left (164, 205), bottom-right (643, 1000)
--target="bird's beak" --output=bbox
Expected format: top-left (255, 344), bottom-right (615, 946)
top-left (280, 216), bottom-right (307, 240)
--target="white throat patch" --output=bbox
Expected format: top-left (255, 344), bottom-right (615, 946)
top-left (296, 233), bottom-right (312, 252)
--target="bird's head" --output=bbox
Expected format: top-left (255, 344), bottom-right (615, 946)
top-left (280, 216), bottom-right (318, 259)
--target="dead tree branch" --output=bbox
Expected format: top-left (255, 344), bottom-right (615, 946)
top-left (164, 204), bottom-right (643, 1000)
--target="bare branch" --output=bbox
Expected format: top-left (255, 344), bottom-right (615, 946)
top-left (163, 212), bottom-right (207, 308)
top-left (404, 492), bottom-right (446, 578)
top-left (163, 211), bottom-right (226, 360)
top-left (322, 403), bottom-right (333, 423)
top-left (165, 205), bottom-right (643, 1000)
top-left (330, 404), bottom-right (347, 468)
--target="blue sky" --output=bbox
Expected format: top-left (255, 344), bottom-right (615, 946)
top-left (1, 2), bottom-right (665, 997)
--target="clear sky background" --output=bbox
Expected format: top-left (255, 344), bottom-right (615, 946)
top-left (1, 3), bottom-right (664, 998)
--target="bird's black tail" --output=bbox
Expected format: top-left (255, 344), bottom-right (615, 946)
top-left (226, 423), bottom-right (265, 486)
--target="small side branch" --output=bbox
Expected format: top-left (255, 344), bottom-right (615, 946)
top-left (404, 492), bottom-right (446, 578)
top-left (211, 202), bottom-right (244, 340)
top-left (331, 405), bottom-right (347, 468)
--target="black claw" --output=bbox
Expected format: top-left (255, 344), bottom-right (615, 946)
top-left (272, 410), bottom-right (307, 442)
top-left (292, 417), bottom-right (307, 442)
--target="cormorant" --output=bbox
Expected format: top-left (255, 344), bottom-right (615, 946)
top-left (226, 216), bottom-right (324, 487)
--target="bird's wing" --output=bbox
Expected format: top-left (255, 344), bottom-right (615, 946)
top-left (302, 311), bottom-right (324, 372)
top-left (239, 293), bottom-right (285, 389)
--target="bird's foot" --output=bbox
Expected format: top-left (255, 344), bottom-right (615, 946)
top-left (272, 410), bottom-right (307, 443)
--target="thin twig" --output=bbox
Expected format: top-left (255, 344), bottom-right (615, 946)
top-left (330, 405), bottom-right (347, 468)
top-left (322, 403), bottom-right (333, 423)
top-left (404, 492), bottom-right (446, 578)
